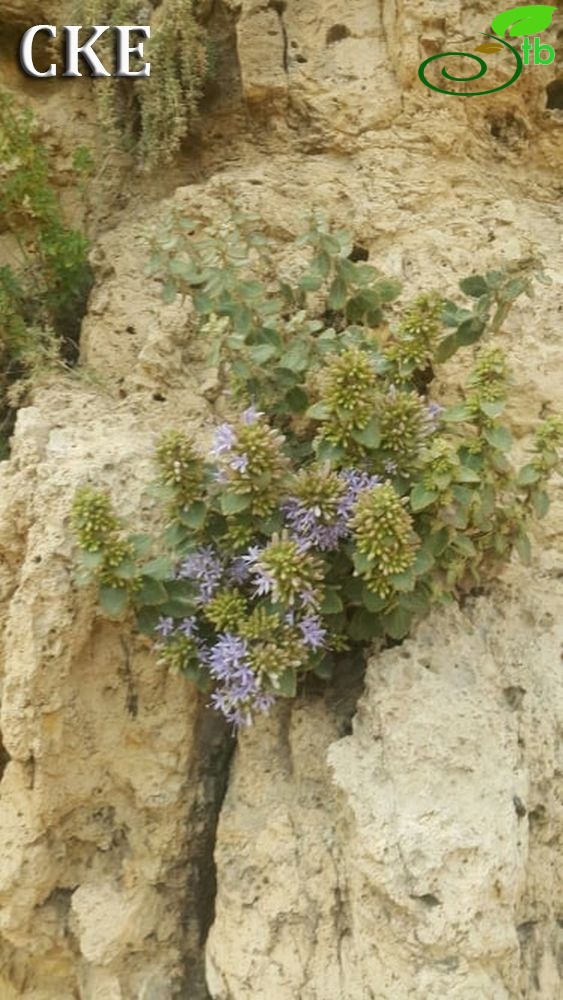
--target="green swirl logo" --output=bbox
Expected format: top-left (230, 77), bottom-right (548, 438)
top-left (418, 6), bottom-right (558, 96)
top-left (418, 32), bottom-right (523, 96)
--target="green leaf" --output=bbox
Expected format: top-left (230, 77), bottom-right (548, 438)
top-left (299, 273), bottom-right (323, 292)
top-left (280, 343), bottom-right (309, 373)
top-left (531, 488), bottom-right (550, 518)
top-left (452, 535), bottom-right (476, 557)
top-left (250, 343), bottom-right (278, 365)
top-left (443, 403), bottom-right (471, 423)
top-left (411, 483), bottom-right (438, 512)
top-left (100, 585), bottom-right (129, 619)
top-left (321, 587), bottom-right (344, 615)
top-left (382, 605), bottom-right (412, 640)
top-left (413, 548), bottom-right (435, 575)
top-left (348, 609), bottom-right (382, 641)
top-left (351, 416), bottom-right (381, 450)
top-left (456, 466), bottom-right (481, 484)
top-left (136, 576), bottom-right (168, 606)
top-left (220, 492), bottom-right (251, 516)
top-left (517, 463), bottom-right (541, 487)
top-left (388, 568), bottom-right (416, 592)
top-left (161, 281), bottom-right (177, 305)
top-left (80, 549), bottom-right (104, 570)
top-left (374, 278), bottom-right (402, 303)
top-left (328, 277), bottom-right (348, 311)
top-left (136, 605), bottom-right (162, 636)
top-left (180, 501), bottom-right (207, 529)
top-left (479, 399), bottom-right (505, 419)
top-left (484, 425), bottom-right (513, 451)
top-left (306, 401), bottom-right (330, 421)
top-left (314, 439), bottom-right (343, 463)
top-left (142, 555), bottom-right (173, 580)
top-left (128, 533), bottom-right (152, 558)
top-left (114, 559), bottom-right (138, 581)
top-left (459, 275), bottom-right (489, 298)
top-left (361, 586), bottom-right (387, 612)
top-left (515, 532), bottom-right (532, 565)
top-left (160, 597), bottom-right (196, 618)
top-left (163, 522), bottom-right (190, 549)
top-left (435, 333), bottom-right (461, 363)
top-left (456, 318), bottom-right (486, 346)
top-left (285, 387), bottom-right (309, 413)
top-left (491, 5), bottom-right (557, 37)
top-left (427, 528), bottom-right (449, 556)
top-left (352, 551), bottom-right (372, 575)
top-left (274, 667), bottom-right (297, 698)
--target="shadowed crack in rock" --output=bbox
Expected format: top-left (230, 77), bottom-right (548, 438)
top-left (180, 699), bottom-right (236, 999)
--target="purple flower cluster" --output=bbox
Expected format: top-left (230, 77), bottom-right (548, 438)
top-left (424, 402), bottom-right (444, 434)
top-left (211, 409), bottom-right (263, 476)
top-left (208, 633), bottom-right (275, 728)
top-left (178, 546), bottom-right (223, 604)
top-left (298, 614), bottom-right (327, 650)
top-left (155, 615), bottom-right (198, 641)
top-left (241, 546), bottom-right (275, 598)
top-left (283, 469), bottom-right (381, 553)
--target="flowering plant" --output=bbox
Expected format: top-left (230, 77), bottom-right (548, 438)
top-left (72, 215), bottom-right (562, 728)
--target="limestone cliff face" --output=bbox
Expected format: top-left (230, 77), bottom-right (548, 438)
top-left (1, 1), bottom-right (563, 998)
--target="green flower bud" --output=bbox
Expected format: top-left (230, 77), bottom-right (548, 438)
top-left (351, 483), bottom-right (419, 595)
top-left (205, 588), bottom-right (247, 631)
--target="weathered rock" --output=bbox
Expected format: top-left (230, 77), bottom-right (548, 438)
top-left (207, 575), bottom-right (563, 999)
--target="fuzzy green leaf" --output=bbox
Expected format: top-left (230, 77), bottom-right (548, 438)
top-left (100, 585), bottom-right (129, 618)
top-left (351, 416), bottom-right (381, 450)
top-left (484, 425), bottom-right (513, 451)
top-left (142, 555), bottom-right (174, 580)
top-left (136, 576), bottom-right (168, 606)
top-left (459, 275), bottom-right (489, 298)
top-left (411, 483), bottom-right (438, 511)
top-left (531, 488), bottom-right (550, 518)
top-left (274, 667), bottom-right (298, 698)
top-left (443, 403), bottom-right (471, 423)
top-left (306, 402), bottom-right (331, 421)
top-left (180, 501), bottom-right (207, 529)
top-left (321, 587), bottom-right (344, 615)
top-left (517, 463), bottom-right (541, 487)
top-left (382, 605), bottom-right (412, 640)
top-left (221, 492), bottom-right (252, 516)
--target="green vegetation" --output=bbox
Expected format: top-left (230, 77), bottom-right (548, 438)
top-left (79, 0), bottom-right (208, 166)
top-left (0, 90), bottom-right (93, 455)
top-left (73, 211), bottom-right (562, 728)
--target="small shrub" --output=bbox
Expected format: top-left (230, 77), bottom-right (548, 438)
top-left (0, 90), bottom-right (93, 452)
top-left (78, 0), bottom-right (208, 167)
top-left (73, 213), bottom-right (562, 729)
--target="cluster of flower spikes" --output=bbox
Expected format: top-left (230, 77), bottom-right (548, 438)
top-left (282, 464), bottom-right (381, 552)
top-left (71, 488), bottom-right (134, 588)
top-left (378, 386), bottom-right (438, 476)
top-left (156, 431), bottom-right (204, 513)
top-left (384, 292), bottom-right (444, 381)
top-left (533, 415), bottom-right (563, 474)
top-left (317, 347), bottom-right (380, 454)
top-left (420, 438), bottom-right (460, 498)
top-left (465, 346), bottom-right (509, 420)
top-left (212, 407), bottom-right (290, 525)
top-left (350, 482), bottom-right (420, 597)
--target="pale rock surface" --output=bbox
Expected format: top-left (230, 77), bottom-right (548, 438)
top-left (208, 573), bottom-right (563, 999)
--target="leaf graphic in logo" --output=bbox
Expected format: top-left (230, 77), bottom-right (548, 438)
top-left (491, 4), bottom-right (557, 37)
top-left (475, 42), bottom-right (504, 51)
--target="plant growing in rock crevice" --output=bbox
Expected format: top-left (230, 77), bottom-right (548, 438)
top-left (77, 0), bottom-right (208, 167)
top-left (0, 90), bottom-right (93, 456)
top-left (73, 214), bottom-right (561, 729)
